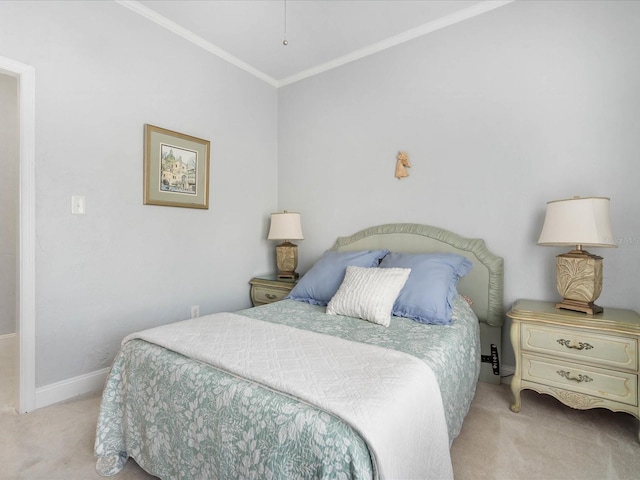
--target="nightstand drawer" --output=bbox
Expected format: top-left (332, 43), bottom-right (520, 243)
top-left (252, 286), bottom-right (289, 304)
top-left (522, 353), bottom-right (638, 406)
top-left (250, 276), bottom-right (297, 306)
top-left (521, 323), bottom-right (638, 370)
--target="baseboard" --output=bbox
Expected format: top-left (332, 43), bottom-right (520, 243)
top-left (500, 364), bottom-right (515, 385)
top-left (0, 332), bottom-right (17, 342)
top-left (35, 367), bottom-right (110, 410)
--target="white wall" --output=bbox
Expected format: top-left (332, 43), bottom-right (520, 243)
top-left (0, 74), bottom-right (18, 336)
top-left (2, 0), bottom-right (638, 391)
top-left (0, 1), bottom-right (278, 387)
top-left (278, 0), bottom-right (640, 367)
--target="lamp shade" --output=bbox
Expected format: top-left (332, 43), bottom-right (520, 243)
top-left (537, 197), bottom-right (616, 248)
top-left (267, 212), bottom-right (304, 241)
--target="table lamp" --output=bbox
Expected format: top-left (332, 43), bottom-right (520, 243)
top-left (267, 211), bottom-right (303, 279)
top-left (538, 196), bottom-right (616, 314)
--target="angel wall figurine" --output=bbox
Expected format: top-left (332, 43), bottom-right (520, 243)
top-left (394, 151), bottom-right (411, 179)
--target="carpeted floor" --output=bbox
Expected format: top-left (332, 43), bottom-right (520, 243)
top-left (0, 378), bottom-right (639, 479)
top-left (451, 381), bottom-right (640, 479)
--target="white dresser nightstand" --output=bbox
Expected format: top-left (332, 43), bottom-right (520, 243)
top-left (508, 299), bottom-right (640, 442)
top-left (249, 275), bottom-right (297, 306)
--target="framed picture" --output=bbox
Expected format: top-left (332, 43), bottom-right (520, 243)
top-left (144, 124), bottom-right (210, 209)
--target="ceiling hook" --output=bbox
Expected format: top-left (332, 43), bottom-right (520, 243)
top-left (282, 0), bottom-right (288, 46)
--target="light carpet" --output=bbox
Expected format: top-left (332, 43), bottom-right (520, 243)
top-left (0, 381), bottom-right (639, 479)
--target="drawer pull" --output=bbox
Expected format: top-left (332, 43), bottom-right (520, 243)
top-left (556, 370), bottom-right (593, 384)
top-left (557, 339), bottom-right (594, 351)
top-left (265, 294), bottom-right (278, 300)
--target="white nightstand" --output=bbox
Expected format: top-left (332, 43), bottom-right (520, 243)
top-left (249, 275), bottom-right (297, 306)
top-left (508, 299), bottom-right (640, 442)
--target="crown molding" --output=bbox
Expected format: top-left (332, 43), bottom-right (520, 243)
top-left (115, 0), bottom-right (280, 88)
top-left (277, 0), bottom-right (514, 87)
top-left (116, 0), bottom-right (514, 89)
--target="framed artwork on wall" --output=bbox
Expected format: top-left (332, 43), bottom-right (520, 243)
top-left (143, 124), bottom-right (210, 209)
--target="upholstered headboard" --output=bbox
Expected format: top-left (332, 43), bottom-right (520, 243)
top-left (331, 223), bottom-right (504, 326)
top-left (330, 223), bottom-right (505, 384)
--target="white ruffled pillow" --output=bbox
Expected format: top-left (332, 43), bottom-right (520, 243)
top-left (326, 266), bottom-right (411, 327)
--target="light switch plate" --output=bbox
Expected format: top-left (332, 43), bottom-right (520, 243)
top-left (71, 195), bottom-right (85, 215)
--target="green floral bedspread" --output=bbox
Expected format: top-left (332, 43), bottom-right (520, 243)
top-left (94, 295), bottom-right (479, 479)
top-left (239, 294), bottom-right (480, 442)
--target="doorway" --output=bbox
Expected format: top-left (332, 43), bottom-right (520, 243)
top-left (0, 56), bottom-right (36, 413)
top-left (0, 72), bottom-right (18, 412)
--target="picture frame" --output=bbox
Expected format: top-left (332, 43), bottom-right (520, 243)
top-left (144, 124), bottom-right (210, 209)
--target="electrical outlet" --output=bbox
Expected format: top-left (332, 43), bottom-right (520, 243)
top-left (191, 305), bottom-right (200, 318)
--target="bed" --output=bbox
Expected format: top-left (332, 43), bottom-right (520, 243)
top-left (95, 223), bottom-right (504, 479)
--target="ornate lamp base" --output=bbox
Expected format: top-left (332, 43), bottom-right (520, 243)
top-left (555, 250), bottom-right (604, 315)
top-left (275, 241), bottom-right (299, 280)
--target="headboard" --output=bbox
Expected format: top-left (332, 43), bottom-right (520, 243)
top-left (330, 223), bottom-right (504, 326)
top-left (330, 223), bottom-right (505, 384)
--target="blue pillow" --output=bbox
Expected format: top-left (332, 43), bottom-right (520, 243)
top-left (379, 252), bottom-right (473, 325)
top-left (287, 250), bottom-right (390, 306)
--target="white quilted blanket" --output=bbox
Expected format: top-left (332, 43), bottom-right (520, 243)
top-left (124, 312), bottom-right (453, 480)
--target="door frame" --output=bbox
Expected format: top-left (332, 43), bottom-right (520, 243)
top-left (0, 56), bottom-right (36, 413)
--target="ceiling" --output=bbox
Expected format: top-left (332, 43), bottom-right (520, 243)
top-left (120, 0), bottom-right (513, 87)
